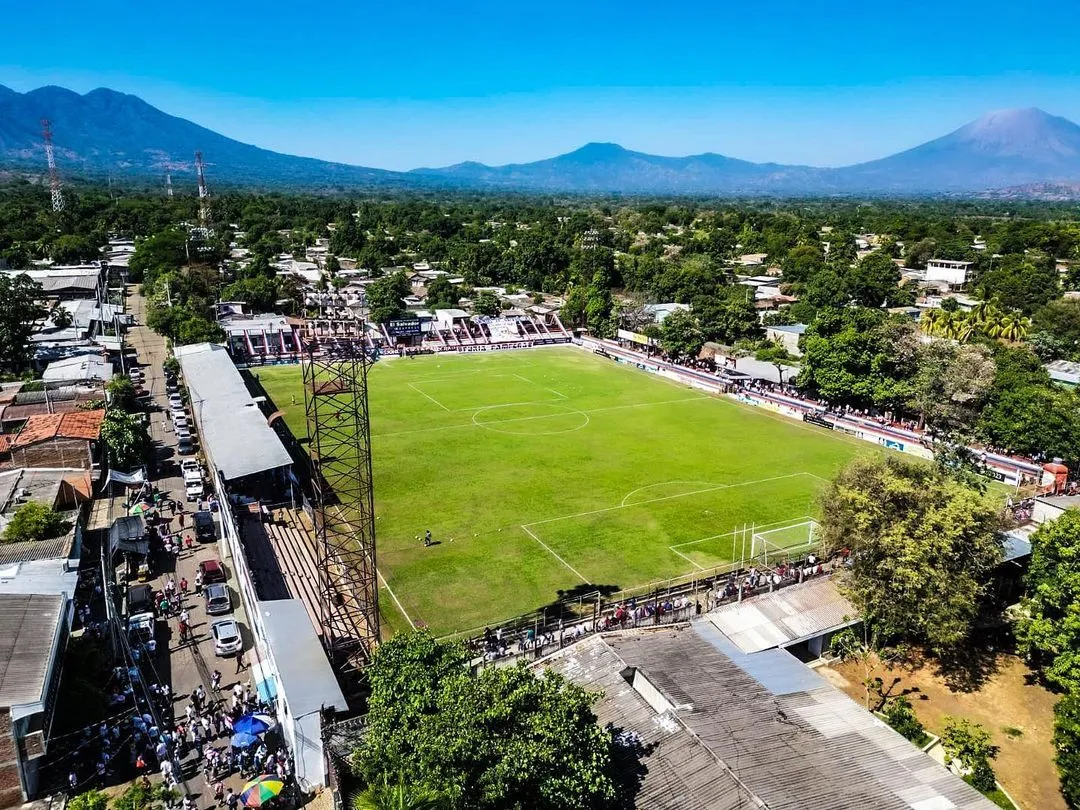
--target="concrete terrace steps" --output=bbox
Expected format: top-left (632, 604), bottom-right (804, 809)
top-left (264, 508), bottom-right (323, 636)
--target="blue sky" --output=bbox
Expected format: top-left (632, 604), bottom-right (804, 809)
top-left (3, 0), bottom-right (1078, 170)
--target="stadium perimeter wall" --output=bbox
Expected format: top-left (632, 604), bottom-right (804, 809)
top-left (577, 337), bottom-right (1041, 487)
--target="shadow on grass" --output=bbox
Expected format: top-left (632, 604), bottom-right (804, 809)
top-left (535, 583), bottom-right (622, 624)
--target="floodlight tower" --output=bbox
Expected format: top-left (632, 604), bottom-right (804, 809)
top-left (195, 151), bottom-right (210, 224)
top-left (40, 119), bottom-right (64, 212)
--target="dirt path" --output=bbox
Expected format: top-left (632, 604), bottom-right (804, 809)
top-left (820, 653), bottom-right (1064, 810)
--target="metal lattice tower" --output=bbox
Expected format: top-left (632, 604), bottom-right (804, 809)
top-left (302, 320), bottom-right (380, 669)
top-left (165, 171), bottom-right (174, 198)
top-left (195, 150), bottom-right (210, 225)
top-left (40, 119), bottom-right (64, 212)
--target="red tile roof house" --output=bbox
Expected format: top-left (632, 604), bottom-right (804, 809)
top-left (8, 411), bottom-right (105, 471)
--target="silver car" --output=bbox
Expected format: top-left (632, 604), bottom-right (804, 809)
top-left (204, 582), bottom-right (230, 615)
top-left (211, 619), bottom-right (242, 656)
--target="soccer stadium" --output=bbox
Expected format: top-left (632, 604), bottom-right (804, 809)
top-left (255, 346), bottom-right (862, 636)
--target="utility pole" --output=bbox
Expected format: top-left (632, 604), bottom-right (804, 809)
top-left (40, 119), bottom-right (64, 213)
top-left (195, 151), bottom-right (210, 225)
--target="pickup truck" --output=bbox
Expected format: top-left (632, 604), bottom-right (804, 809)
top-left (184, 467), bottom-right (204, 501)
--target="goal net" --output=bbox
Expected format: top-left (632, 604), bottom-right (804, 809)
top-left (750, 518), bottom-right (821, 567)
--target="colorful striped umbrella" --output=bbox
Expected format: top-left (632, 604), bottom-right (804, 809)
top-left (240, 775), bottom-right (285, 807)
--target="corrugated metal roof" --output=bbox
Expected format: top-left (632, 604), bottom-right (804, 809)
top-left (707, 577), bottom-right (858, 653)
top-left (0, 593), bottom-right (64, 708)
top-left (175, 344), bottom-right (292, 482)
top-left (539, 625), bottom-right (1000, 810)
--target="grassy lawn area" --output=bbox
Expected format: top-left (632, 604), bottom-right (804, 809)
top-left (254, 346), bottom-right (862, 635)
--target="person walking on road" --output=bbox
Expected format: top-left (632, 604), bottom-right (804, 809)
top-left (235, 651), bottom-right (246, 673)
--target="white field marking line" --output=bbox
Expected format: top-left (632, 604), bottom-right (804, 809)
top-left (472, 405), bottom-right (590, 436)
top-left (512, 373), bottom-right (568, 400)
top-left (525, 472), bottom-right (816, 528)
top-left (621, 480), bottom-right (722, 507)
top-left (405, 372), bottom-right (523, 386)
top-left (448, 397), bottom-right (565, 413)
top-left (371, 395), bottom-right (709, 439)
top-left (377, 568), bottom-right (416, 629)
top-left (669, 546), bottom-right (707, 571)
top-left (407, 381), bottom-right (451, 412)
top-left (521, 525), bottom-right (589, 583)
top-left (669, 515), bottom-right (818, 549)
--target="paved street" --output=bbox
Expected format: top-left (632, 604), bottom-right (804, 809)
top-left (125, 286), bottom-right (261, 805)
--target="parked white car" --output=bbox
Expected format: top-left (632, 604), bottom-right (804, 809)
top-left (211, 619), bottom-right (243, 656)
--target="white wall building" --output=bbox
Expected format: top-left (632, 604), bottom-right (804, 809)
top-left (925, 259), bottom-right (973, 289)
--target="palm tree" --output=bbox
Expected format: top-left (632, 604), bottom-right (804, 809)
top-left (351, 776), bottom-right (445, 810)
top-left (999, 313), bottom-right (1031, 343)
top-left (955, 316), bottom-right (976, 343)
top-left (940, 311), bottom-right (962, 340)
top-left (982, 309), bottom-right (1005, 340)
top-left (920, 309), bottom-right (941, 336)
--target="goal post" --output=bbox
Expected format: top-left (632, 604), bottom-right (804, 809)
top-left (751, 518), bottom-right (821, 567)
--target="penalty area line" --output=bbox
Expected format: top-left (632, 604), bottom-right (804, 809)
top-left (669, 546), bottom-right (706, 572)
top-left (521, 525), bottom-right (589, 583)
top-left (407, 382), bottom-right (451, 412)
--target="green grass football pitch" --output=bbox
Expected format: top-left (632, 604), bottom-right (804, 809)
top-left (254, 347), bottom-right (863, 636)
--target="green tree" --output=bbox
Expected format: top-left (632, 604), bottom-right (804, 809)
top-left (940, 717), bottom-right (998, 794)
top-left (909, 342), bottom-right (995, 438)
top-left (472, 290), bottom-right (501, 317)
top-left (426, 276), bottom-right (460, 310)
top-left (128, 229), bottom-right (188, 283)
top-left (50, 302), bottom-right (74, 330)
top-left (978, 256), bottom-right (1059, 314)
top-left (105, 375), bottom-right (138, 411)
top-left (1033, 299), bottom-right (1080, 360)
top-left (0, 274), bottom-right (47, 371)
top-left (1052, 691), bottom-right (1080, 808)
top-left (659, 309), bottom-right (704, 360)
top-left (883, 696), bottom-right (927, 744)
top-left (353, 632), bottom-right (621, 810)
top-left (222, 276), bottom-right (280, 313)
top-left (50, 234), bottom-right (99, 264)
top-left (352, 775), bottom-right (446, 810)
top-left (847, 250), bottom-right (901, 307)
top-left (176, 313), bottom-right (226, 345)
top-left (820, 455), bottom-right (1005, 652)
top-left (3, 502), bottom-right (70, 543)
top-left (101, 409), bottom-right (151, 471)
top-left (754, 341), bottom-right (797, 385)
top-left (67, 790), bottom-right (107, 810)
top-left (797, 310), bottom-right (919, 410)
top-left (111, 782), bottom-right (178, 810)
top-left (781, 244), bottom-right (824, 285)
top-left (1017, 511), bottom-right (1080, 692)
top-left (368, 271), bottom-right (410, 323)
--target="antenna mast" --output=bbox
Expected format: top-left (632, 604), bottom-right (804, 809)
top-left (165, 171), bottom-right (173, 198)
top-left (194, 151), bottom-right (210, 225)
top-left (40, 119), bottom-right (64, 212)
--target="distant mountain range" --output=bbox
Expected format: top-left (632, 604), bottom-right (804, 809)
top-left (2, 84), bottom-right (1080, 196)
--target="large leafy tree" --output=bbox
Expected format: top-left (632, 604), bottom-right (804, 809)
top-left (847, 250), bottom-right (901, 307)
top-left (0, 273), bottom-right (47, 371)
top-left (658, 309), bottom-right (704, 360)
top-left (3, 502), bottom-right (70, 543)
top-left (940, 718), bottom-right (998, 793)
top-left (1053, 692), bottom-right (1080, 808)
top-left (101, 409), bottom-right (151, 471)
top-left (820, 455), bottom-right (1004, 652)
top-left (353, 632), bottom-right (621, 810)
top-left (367, 271), bottom-right (410, 323)
top-left (797, 309), bottom-right (918, 410)
top-left (128, 229), bottom-right (188, 283)
top-left (909, 341), bottom-right (995, 438)
top-left (1017, 511), bottom-right (1080, 691)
